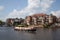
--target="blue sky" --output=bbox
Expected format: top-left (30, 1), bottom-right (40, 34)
top-left (0, 0), bottom-right (27, 19)
top-left (50, 0), bottom-right (60, 11)
top-left (0, 0), bottom-right (60, 21)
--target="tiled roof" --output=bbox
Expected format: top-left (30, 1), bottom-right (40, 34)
top-left (31, 13), bottom-right (47, 17)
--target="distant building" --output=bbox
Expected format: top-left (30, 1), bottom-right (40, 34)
top-left (6, 18), bottom-right (13, 26)
top-left (25, 13), bottom-right (57, 25)
top-left (6, 18), bottom-right (24, 26)
top-left (6, 13), bottom-right (57, 26)
top-left (25, 16), bottom-right (32, 25)
top-left (32, 13), bottom-right (46, 25)
top-left (57, 17), bottom-right (60, 23)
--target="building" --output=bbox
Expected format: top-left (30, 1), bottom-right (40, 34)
top-left (48, 14), bottom-right (57, 24)
top-left (57, 17), bottom-right (60, 23)
top-left (25, 13), bottom-right (57, 25)
top-left (6, 13), bottom-right (57, 26)
top-left (25, 16), bottom-right (32, 25)
top-left (6, 18), bottom-right (24, 26)
top-left (6, 18), bottom-right (14, 26)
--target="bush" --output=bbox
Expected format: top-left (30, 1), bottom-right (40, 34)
top-left (18, 25), bottom-right (24, 27)
top-left (17, 24), bottom-right (28, 27)
top-left (43, 24), bottom-right (49, 28)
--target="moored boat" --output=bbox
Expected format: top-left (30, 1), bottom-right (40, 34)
top-left (14, 27), bottom-right (36, 31)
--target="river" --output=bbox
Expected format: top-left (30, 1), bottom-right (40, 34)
top-left (0, 27), bottom-right (60, 40)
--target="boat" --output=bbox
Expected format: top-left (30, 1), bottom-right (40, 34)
top-left (14, 27), bottom-right (36, 31)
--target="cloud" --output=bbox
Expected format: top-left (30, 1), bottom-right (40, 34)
top-left (6, 9), bottom-right (19, 18)
top-left (6, 0), bottom-right (54, 19)
top-left (0, 6), bottom-right (4, 11)
top-left (51, 10), bottom-right (60, 18)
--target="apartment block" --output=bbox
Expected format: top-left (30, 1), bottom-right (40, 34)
top-left (25, 13), bottom-right (57, 25)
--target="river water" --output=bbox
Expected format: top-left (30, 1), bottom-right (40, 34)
top-left (0, 27), bottom-right (60, 40)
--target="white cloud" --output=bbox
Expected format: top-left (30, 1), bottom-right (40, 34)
top-left (51, 10), bottom-right (60, 18)
top-left (6, 0), bottom-right (54, 19)
top-left (0, 6), bottom-right (4, 11)
top-left (7, 9), bottom-right (19, 18)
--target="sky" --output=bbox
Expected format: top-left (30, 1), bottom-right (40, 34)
top-left (0, 0), bottom-right (60, 21)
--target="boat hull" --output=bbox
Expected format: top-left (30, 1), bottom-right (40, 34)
top-left (14, 27), bottom-right (36, 31)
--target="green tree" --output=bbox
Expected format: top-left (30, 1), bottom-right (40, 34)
top-left (43, 24), bottom-right (49, 28)
top-left (0, 20), bottom-right (3, 25)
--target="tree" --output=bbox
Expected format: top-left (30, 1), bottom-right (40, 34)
top-left (0, 20), bottom-right (3, 26)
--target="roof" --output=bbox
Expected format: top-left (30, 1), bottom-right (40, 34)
top-left (31, 13), bottom-right (47, 17)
